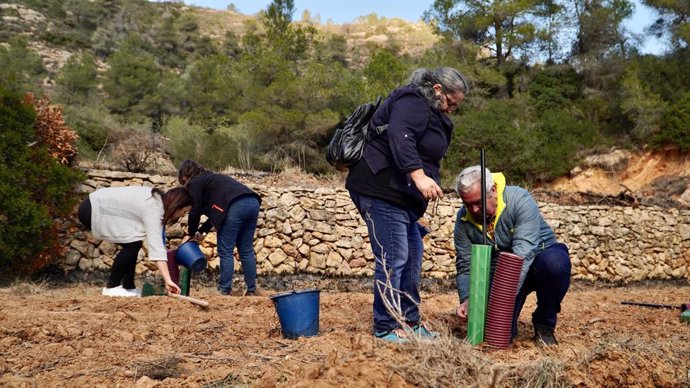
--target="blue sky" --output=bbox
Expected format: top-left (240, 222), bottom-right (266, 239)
top-left (177, 0), bottom-right (665, 54)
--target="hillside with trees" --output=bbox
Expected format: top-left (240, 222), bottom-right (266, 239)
top-left (1, 0), bottom-right (688, 188)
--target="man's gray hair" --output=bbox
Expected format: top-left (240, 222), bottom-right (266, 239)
top-left (454, 165), bottom-right (493, 195)
top-left (409, 67), bottom-right (469, 109)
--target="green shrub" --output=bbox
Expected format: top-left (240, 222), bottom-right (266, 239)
top-left (530, 109), bottom-right (602, 182)
top-left (0, 37), bottom-right (46, 95)
top-left (56, 53), bottom-right (98, 106)
top-left (655, 92), bottom-right (690, 151)
top-left (619, 64), bottom-right (668, 144)
top-left (63, 105), bottom-right (112, 155)
top-left (163, 117), bottom-right (241, 171)
top-left (0, 87), bottom-right (84, 274)
top-left (528, 65), bottom-right (583, 112)
top-left (443, 97), bottom-right (602, 186)
top-left (443, 97), bottom-right (537, 186)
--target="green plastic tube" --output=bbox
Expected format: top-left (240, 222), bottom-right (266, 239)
top-left (467, 244), bottom-right (492, 345)
top-left (180, 267), bottom-right (191, 296)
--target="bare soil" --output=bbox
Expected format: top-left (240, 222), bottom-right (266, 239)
top-left (549, 149), bottom-right (690, 208)
top-left (4, 151), bottom-right (687, 387)
top-left (1, 280), bottom-right (689, 387)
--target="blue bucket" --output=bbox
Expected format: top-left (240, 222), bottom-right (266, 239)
top-left (175, 241), bottom-right (207, 272)
top-left (270, 289), bottom-right (320, 339)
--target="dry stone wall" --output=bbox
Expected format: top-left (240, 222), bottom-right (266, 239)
top-left (60, 170), bottom-right (690, 282)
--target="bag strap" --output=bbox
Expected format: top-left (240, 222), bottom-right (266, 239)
top-left (365, 95), bottom-right (386, 141)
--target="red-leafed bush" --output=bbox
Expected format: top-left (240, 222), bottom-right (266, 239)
top-left (22, 93), bottom-right (78, 166)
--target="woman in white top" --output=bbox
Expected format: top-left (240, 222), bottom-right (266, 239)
top-left (77, 186), bottom-right (192, 297)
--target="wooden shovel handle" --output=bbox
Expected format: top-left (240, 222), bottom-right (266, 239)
top-left (169, 292), bottom-right (209, 307)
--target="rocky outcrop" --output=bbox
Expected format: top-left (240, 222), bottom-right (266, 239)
top-left (60, 169), bottom-right (690, 282)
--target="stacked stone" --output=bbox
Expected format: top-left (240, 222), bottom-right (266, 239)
top-left (58, 169), bottom-right (690, 282)
top-left (236, 187), bottom-right (457, 278)
top-left (541, 204), bottom-right (690, 282)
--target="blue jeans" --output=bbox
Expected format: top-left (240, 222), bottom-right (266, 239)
top-left (350, 192), bottom-right (423, 333)
top-left (217, 195), bottom-right (260, 294)
top-left (511, 243), bottom-right (571, 336)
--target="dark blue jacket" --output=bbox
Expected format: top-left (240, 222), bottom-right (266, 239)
top-left (347, 86), bottom-right (454, 216)
top-left (186, 172), bottom-right (260, 236)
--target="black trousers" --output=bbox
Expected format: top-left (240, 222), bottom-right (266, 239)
top-left (78, 198), bottom-right (142, 289)
top-left (511, 243), bottom-right (571, 336)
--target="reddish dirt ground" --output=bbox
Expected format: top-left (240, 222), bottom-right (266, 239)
top-left (1, 281), bottom-right (689, 387)
top-left (549, 149), bottom-right (690, 207)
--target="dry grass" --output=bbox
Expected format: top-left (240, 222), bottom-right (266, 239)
top-left (389, 323), bottom-right (569, 388)
top-left (3, 278), bottom-right (98, 297)
top-left (8, 277), bottom-right (50, 296)
top-left (391, 330), bottom-right (498, 387)
top-left (203, 373), bottom-right (246, 388)
top-left (134, 355), bottom-right (182, 381)
top-left (502, 358), bottom-right (569, 388)
top-left (272, 166), bottom-right (341, 188)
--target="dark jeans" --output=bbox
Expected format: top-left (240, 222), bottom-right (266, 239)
top-left (511, 243), bottom-right (571, 336)
top-left (217, 195), bottom-right (260, 294)
top-left (78, 197), bottom-right (142, 290)
top-left (350, 192), bottom-right (423, 333)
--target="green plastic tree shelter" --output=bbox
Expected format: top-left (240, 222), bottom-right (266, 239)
top-left (180, 267), bottom-right (191, 296)
top-left (467, 149), bottom-right (492, 345)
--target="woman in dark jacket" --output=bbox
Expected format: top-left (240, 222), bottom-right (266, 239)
top-left (178, 160), bottom-right (262, 295)
top-left (346, 67), bottom-right (468, 342)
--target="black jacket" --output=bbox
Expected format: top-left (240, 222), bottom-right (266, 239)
top-left (346, 86), bottom-right (453, 217)
top-left (186, 172), bottom-right (260, 236)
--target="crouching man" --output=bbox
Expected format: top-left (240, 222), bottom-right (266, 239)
top-left (453, 166), bottom-right (571, 345)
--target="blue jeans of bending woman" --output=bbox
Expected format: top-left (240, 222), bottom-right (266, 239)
top-left (350, 192), bottom-right (424, 333)
top-left (216, 195), bottom-right (260, 294)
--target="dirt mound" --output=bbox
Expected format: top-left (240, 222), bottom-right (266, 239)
top-left (549, 148), bottom-right (690, 208)
top-left (1, 282), bottom-right (689, 386)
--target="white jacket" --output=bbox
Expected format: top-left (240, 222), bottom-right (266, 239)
top-left (89, 186), bottom-right (167, 261)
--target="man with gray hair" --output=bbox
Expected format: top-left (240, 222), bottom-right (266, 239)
top-left (453, 166), bottom-right (571, 345)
